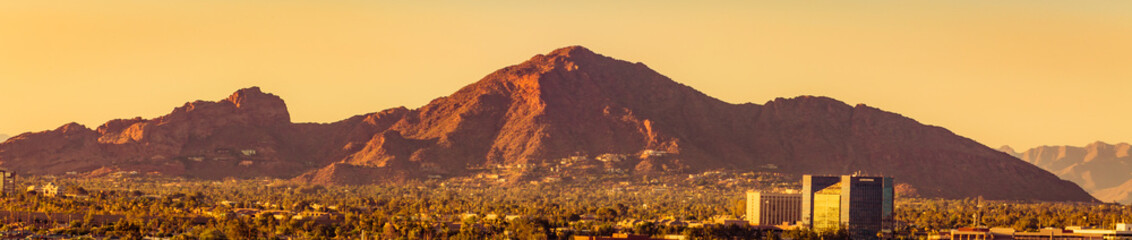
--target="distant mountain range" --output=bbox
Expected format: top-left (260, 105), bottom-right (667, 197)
top-left (0, 134), bottom-right (8, 142)
top-left (0, 46), bottom-right (1093, 202)
top-left (1000, 142), bottom-right (1132, 203)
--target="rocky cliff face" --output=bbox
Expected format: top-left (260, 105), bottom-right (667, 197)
top-left (324, 46), bottom-right (758, 174)
top-left (0, 46), bottom-right (1095, 202)
top-left (0, 87), bottom-right (359, 178)
top-left (1002, 142), bottom-right (1132, 203)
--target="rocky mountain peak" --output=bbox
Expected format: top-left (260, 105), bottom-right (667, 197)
top-left (56, 122), bottom-right (93, 134)
top-left (225, 87), bottom-right (272, 107)
top-left (998, 145), bottom-right (1018, 156)
top-left (222, 86), bottom-right (291, 124)
top-left (538, 45), bottom-right (606, 66)
top-left (545, 45), bottom-right (596, 58)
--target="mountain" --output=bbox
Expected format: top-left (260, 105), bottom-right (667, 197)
top-left (1002, 142), bottom-right (1132, 203)
top-left (0, 87), bottom-right (370, 178)
top-left (295, 46), bottom-right (1091, 201)
top-left (0, 46), bottom-right (1094, 202)
top-left (0, 134), bottom-right (8, 142)
top-left (996, 145), bottom-right (1017, 156)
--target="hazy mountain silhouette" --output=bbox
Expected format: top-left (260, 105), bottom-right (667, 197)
top-left (1001, 142), bottom-right (1132, 203)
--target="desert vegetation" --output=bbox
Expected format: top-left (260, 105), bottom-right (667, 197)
top-left (0, 171), bottom-right (1125, 239)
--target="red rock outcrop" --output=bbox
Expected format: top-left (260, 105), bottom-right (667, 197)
top-left (0, 46), bottom-right (1094, 202)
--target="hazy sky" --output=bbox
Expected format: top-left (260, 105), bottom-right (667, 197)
top-left (1, 1), bottom-right (1130, 149)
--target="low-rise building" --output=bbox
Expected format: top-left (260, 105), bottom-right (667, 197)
top-left (950, 227), bottom-right (1013, 240)
top-left (574, 233), bottom-right (674, 240)
top-left (943, 225), bottom-right (1132, 240)
top-left (41, 183), bottom-right (64, 197)
top-left (257, 210), bottom-right (294, 220)
top-left (746, 191), bottom-right (801, 226)
top-left (232, 208), bottom-right (261, 217)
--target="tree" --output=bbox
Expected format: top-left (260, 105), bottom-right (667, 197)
top-left (200, 227), bottom-right (228, 240)
top-left (382, 222), bottom-right (398, 239)
top-left (596, 207), bottom-right (619, 222)
top-left (224, 218), bottom-right (255, 240)
top-left (632, 222), bottom-right (658, 236)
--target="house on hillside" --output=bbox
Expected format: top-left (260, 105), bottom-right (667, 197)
top-left (27, 183), bottom-right (67, 197)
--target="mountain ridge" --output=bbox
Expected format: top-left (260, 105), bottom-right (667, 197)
top-left (1001, 141), bottom-right (1132, 203)
top-left (0, 46), bottom-right (1094, 202)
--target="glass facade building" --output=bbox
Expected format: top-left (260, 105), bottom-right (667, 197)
top-left (802, 174), bottom-right (895, 240)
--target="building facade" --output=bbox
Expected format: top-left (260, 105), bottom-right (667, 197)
top-left (946, 226), bottom-right (1132, 240)
top-left (40, 182), bottom-right (65, 197)
top-left (801, 175), bottom-right (895, 240)
top-left (746, 191), bottom-right (801, 226)
top-left (0, 169), bottom-right (13, 196)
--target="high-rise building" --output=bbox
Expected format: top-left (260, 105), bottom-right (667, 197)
top-left (746, 191), bottom-right (801, 226)
top-left (802, 175), bottom-right (842, 231)
top-left (0, 169), bottom-right (14, 196)
top-left (801, 174), bottom-right (895, 240)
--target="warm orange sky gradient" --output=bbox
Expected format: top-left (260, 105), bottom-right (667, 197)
top-left (1, 1), bottom-right (1130, 149)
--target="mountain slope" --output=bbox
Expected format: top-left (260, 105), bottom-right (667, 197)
top-left (0, 46), bottom-right (1094, 202)
top-left (1003, 142), bottom-right (1132, 203)
top-left (298, 46), bottom-right (1091, 201)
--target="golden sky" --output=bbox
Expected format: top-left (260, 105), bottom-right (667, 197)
top-left (1, 0), bottom-right (1130, 149)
